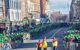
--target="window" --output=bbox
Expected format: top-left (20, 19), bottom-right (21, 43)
top-left (15, 2), bottom-right (17, 9)
top-left (16, 12), bottom-right (19, 21)
top-left (18, 12), bottom-right (20, 21)
top-left (16, 2), bottom-right (18, 9)
top-left (0, 0), bottom-right (2, 6)
top-left (13, 1), bottom-right (16, 9)
top-left (18, 2), bottom-right (21, 9)
top-left (10, 0), bottom-right (12, 8)
top-left (11, 11), bottom-right (14, 21)
top-left (13, 1), bottom-right (14, 9)
top-left (9, 0), bottom-right (11, 8)
top-left (12, 1), bottom-right (14, 8)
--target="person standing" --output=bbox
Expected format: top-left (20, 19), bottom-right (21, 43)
top-left (63, 36), bottom-right (69, 50)
top-left (52, 37), bottom-right (58, 50)
top-left (36, 40), bottom-right (43, 50)
top-left (42, 37), bottom-right (47, 50)
top-left (69, 36), bottom-right (75, 50)
top-left (2, 40), bottom-right (12, 50)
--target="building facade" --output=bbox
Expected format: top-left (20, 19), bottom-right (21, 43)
top-left (4, 0), bottom-right (48, 24)
top-left (27, 0), bottom-right (34, 19)
top-left (45, 1), bottom-right (51, 23)
top-left (21, 0), bottom-right (35, 24)
top-left (21, 0), bottom-right (28, 20)
top-left (21, 0), bottom-right (48, 24)
top-left (0, 0), bottom-right (5, 22)
top-left (32, 0), bottom-right (40, 24)
top-left (40, 0), bottom-right (48, 23)
top-left (0, 0), bottom-right (5, 29)
top-left (5, 0), bottom-right (21, 25)
top-left (51, 11), bottom-right (68, 23)
top-left (70, 0), bottom-right (80, 22)
top-left (5, 0), bottom-right (22, 33)
top-left (40, 0), bottom-right (47, 15)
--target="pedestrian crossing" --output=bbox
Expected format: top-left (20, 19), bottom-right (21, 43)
top-left (23, 39), bottom-right (52, 43)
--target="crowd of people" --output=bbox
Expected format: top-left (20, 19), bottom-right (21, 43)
top-left (0, 31), bottom-right (12, 50)
top-left (63, 30), bottom-right (80, 50)
top-left (0, 37), bottom-right (58, 50)
top-left (36, 37), bottom-right (58, 50)
top-left (0, 40), bottom-right (12, 50)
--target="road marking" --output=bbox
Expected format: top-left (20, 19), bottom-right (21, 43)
top-left (51, 27), bottom-right (71, 38)
top-left (24, 39), bottom-right (52, 43)
top-left (51, 28), bottom-right (63, 38)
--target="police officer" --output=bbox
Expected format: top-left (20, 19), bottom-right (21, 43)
top-left (52, 37), bottom-right (58, 50)
top-left (42, 37), bottom-right (47, 50)
top-left (36, 40), bottom-right (43, 50)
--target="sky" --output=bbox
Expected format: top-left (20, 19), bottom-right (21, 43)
top-left (49, 0), bottom-right (72, 14)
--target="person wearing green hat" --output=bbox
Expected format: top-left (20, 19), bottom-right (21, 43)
top-left (2, 37), bottom-right (12, 50)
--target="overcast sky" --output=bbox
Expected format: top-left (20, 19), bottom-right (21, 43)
top-left (49, 0), bottom-right (72, 14)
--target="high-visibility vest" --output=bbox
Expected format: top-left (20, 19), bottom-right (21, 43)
top-left (36, 42), bottom-right (43, 48)
top-left (52, 40), bottom-right (58, 47)
top-left (39, 42), bottom-right (43, 48)
top-left (42, 40), bottom-right (47, 48)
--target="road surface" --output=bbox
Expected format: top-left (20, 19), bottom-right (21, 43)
top-left (13, 27), bottom-right (70, 50)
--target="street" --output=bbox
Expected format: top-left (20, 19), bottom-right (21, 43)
top-left (31, 27), bottom-right (70, 39)
top-left (0, 0), bottom-right (80, 50)
top-left (13, 27), bottom-right (70, 50)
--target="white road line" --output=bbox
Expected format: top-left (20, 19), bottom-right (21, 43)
top-left (51, 28), bottom-right (63, 38)
top-left (23, 39), bottom-right (52, 43)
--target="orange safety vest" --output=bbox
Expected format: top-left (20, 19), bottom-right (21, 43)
top-left (36, 41), bottom-right (43, 48)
